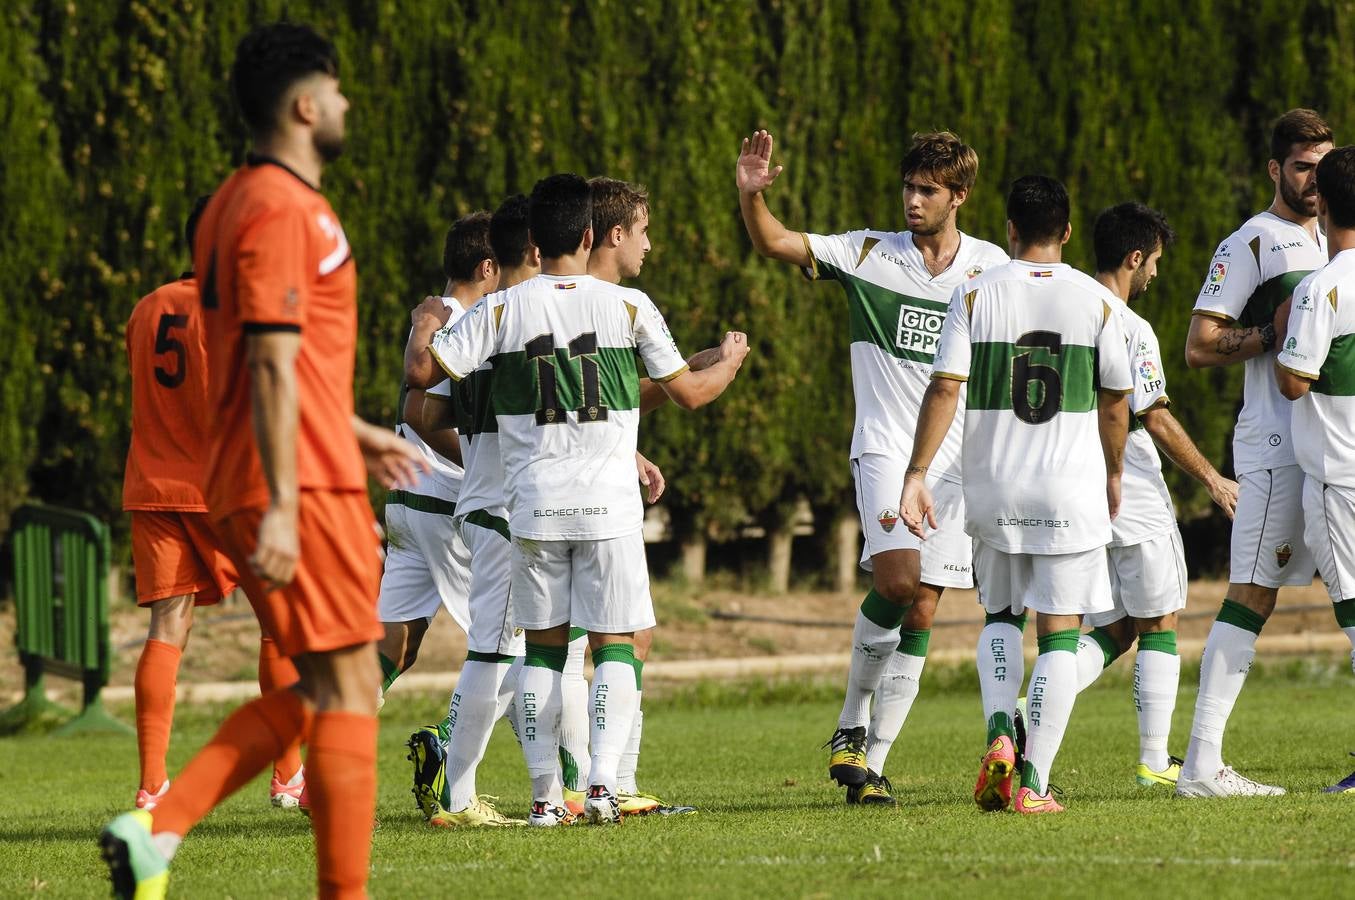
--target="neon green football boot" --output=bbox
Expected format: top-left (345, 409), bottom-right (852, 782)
top-left (99, 809), bottom-right (169, 900)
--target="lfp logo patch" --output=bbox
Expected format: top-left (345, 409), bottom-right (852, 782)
top-left (1138, 360), bottom-right (1159, 381)
top-left (1209, 262), bottom-right (1228, 285)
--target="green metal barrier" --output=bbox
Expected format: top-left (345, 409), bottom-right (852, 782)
top-left (0, 503), bottom-right (130, 735)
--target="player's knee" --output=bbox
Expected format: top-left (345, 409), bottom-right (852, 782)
top-left (146, 595), bottom-right (194, 649)
top-left (632, 628), bottom-right (655, 660)
top-left (873, 570), bottom-right (919, 607)
top-left (1228, 583), bottom-right (1278, 620)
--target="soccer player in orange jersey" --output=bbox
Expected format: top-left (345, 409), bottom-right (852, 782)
top-left (100, 23), bottom-right (422, 900)
top-left (123, 197), bottom-right (305, 814)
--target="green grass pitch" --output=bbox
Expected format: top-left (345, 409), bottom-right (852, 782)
top-left (3, 667), bottom-right (1353, 898)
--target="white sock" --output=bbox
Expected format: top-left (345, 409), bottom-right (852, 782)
top-left (443, 659), bottom-right (512, 812)
top-left (617, 701), bottom-right (643, 794)
top-left (977, 620), bottom-right (1024, 739)
top-left (589, 654), bottom-right (640, 792)
top-left (517, 661), bottom-right (563, 804)
top-left (838, 612), bottom-right (901, 729)
top-left (1023, 649), bottom-right (1078, 794)
top-left (1075, 634), bottom-right (1108, 692)
top-left (559, 634), bottom-right (591, 792)
top-left (1134, 650), bottom-right (1180, 772)
top-left (866, 652), bottom-right (925, 773)
top-left (1182, 621), bottom-right (1258, 780)
top-left (151, 832), bottom-right (181, 862)
top-left (496, 657), bottom-right (522, 721)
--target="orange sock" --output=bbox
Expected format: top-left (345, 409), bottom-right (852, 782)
top-left (150, 689), bottom-right (312, 838)
top-left (308, 712), bottom-right (377, 900)
top-left (258, 636), bottom-right (303, 782)
top-left (134, 639), bottom-right (182, 793)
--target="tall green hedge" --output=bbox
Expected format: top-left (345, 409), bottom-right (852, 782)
top-left (5, 1), bottom-right (1353, 574)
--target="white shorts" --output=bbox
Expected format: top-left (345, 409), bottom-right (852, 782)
top-left (973, 540), bottom-right (1113, 617)
top-left (1230, 466), bottom-right (1315, 588)
top-left (1086, 529), bottom-right (1188, 627)
top-left (377, 500), bottom-right (471, 628)
top-left (1302, 476), bottom-right (1355, 604)
top-left (852, 453), bottom-right (973, 588)
top-left (456, 511), bottom-right (526, 657)
top-left (510, 530), bottom-right (656, 633)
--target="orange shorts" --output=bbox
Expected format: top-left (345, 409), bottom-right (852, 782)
top-left (216, 490), bottom-right (383, 658)
top-left (130, 511), bottom-right (239, 605)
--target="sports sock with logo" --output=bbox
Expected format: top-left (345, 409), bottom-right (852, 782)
top-left (135, 638), bottom-right (182, 794)
top-left (258, 636), bottom-right (303, 784)
top-left (865, 629), bottom-right (929, 773)
top-left (1020, 629), bottom-right (1080, 795)
top-left (1182, 599), bottom-right (1264, 780)
top-left (977, 610), bottom-right (1026, 743)
top-left (1334, 599), bottom-right (1355, 677)
top-left (1134, 630), bottom-right (1180, 772)
top-left (558, 630), bottom-right (591, 792)
top-left (444, 654), bottom-right (516, 812)
top-left (617, 659), bottom-right (644, 793)
top-left (838, 589), bottom-right (906, 729)
top-left (519, 642), bottom-right (567, 804)
top-left (589, 643), bottom-right (641, 793)
top-left (308, 712), bottom-right (377, 899)
top-left (1075, 626), bottom-right (1122, 692)
top-left (150, 688), bottom-right (312, 838)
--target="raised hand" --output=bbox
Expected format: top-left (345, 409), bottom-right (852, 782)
top-left (736, 130), bottom-right (784, 195)
top-left (718, 330), bottom-right (751, 369)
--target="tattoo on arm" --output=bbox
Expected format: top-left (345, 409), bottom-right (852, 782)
top-left (1214, 328), bottom-right (1249, 357)
top-left (905, 465), bottom-right (928, 479)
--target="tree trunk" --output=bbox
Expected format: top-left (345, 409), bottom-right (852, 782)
top-left (767, 526), bottom-right (793, 594)
top-left (835, 514), bottom-right (861, 594)
top-left (680, 533), bottom-right (706, 584)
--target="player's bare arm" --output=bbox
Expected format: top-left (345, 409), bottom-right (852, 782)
top-left (404, 295), bottom-right (452, 388)
top-left (899, 377), bottom-right (961, 538)
top-left (417, 391), bottom-right (463, 467)
top-left (246, 330), bottom-right (302, 587)
top-left (1097, 390), bottom-right (1130, 520)
top-left (351, 415), bottom-right (426, 489)
top-left (639, 343), bottom-right (727, 414)
top-left (1184, 311), bottom-right (1282, 368)
top-left (1274, 363), bottom-right (1314, 400)
top-left (636, 451), bottom-right (665, 504)
top-left (1139, 406), bottom-right (1239, 518)
top-left (736, 130), bottom-right (811, 267)
top-left (659, 330), bottom-right (751, 409)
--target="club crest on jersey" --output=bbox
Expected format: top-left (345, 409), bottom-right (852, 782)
top-left (965, 266), bottom-right (984, 279)
top-left (878, 509), bottom-right (899, 533)
top-left (1276, 542), bottom-right (1293, 568)
top-left (1209, 262), bottom-right (1228, 285)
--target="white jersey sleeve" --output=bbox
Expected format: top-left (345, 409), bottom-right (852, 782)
top-left (801, 231), bottom-right (868, 281)
top-left (1127, 314), bottom-right (1169, 416)
top-left (429, 296), bottom-right (500, 381)
top-left (1096, 304), bottom-right (1133, 394)
top-left (932, 286), bottom-right (973, 380)
top-left (1277, 271), bottom-right (1334, 380)
top-left (632, 293), bottom-right (688, 381)
top-left (1194, 238), bottom-right (1262, 322)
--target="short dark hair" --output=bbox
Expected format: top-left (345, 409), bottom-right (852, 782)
top-left (185, 194), bottom-right (212, 253)
top-left (442, 211), bottom-right (494, 282)
top-left (1092, 202), bottom-right (1176, 273)
top-left (1271, 108), bottom-right (1333, 165)
top-left (490, 194), bottom-right (531, 268)
top-left (230, 23), bottom-right (339, 137)
top-left (1317, 146), bottom-right (1355, 230)
top-left (529, 173), bottom-right (592, 259)
top-left (1006, 175), bottom-right (1070, 246)
top-left (589, 177), bottom-right (649, 240)
top-left (900, 131), bottom-right (979, 193)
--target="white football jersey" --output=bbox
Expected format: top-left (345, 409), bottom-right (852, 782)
top-left (1106, 295), bottom-right (1177, 547)
top-left (932, 261), bottom-right (1133, 554)
top-left (1276, 247), bottom-right (1355, 488)
top-left (446, 300), bottom-right (506, 520)
top-left (1193, 211), bottom-right (1325, 474)
top-left (397, 298), bottom-right (465, 501)
top-left (802, 229), bottom-right (1008, 477)
top-left (429, 273), bottom-right (687, 540)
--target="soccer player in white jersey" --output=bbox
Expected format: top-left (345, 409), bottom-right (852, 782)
top-left (737, 130), bottom-right (1007, 804)
top-left (428, 174), bottom-right (750, 826)
top-left (375, 213), bottom-right (497, 704)
top-left (902, 176), bottom-right (1132, 815)
top-left (1275, 144), bottom-right (1355, 794)
top-left (1179, 109), bottom-right (1333, 798)
top-left (1063, 203), bottom-right (1238, 787)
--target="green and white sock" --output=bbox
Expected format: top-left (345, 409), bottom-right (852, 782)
top-left (977, 610), bottom-right (1026, 743)
top-left (589, 643), bottom-right (641, 793)
top-left (1021, 629), bottom-right (1080, 794)
top-left (1075, 626), bottom-right (1122, 692)
top-left (1182, 600), bottom-right (1264, 780)
top-left (519, 642), bottom-right (567, 804)
top-left (838, 590), bottom-right (906, 729)
top-left (559, 630), bottom-right (591, 792)
top-left (865, 629), bottom-right (929, 773)
top-left (1134, 631), bottom-right (1179, 772)
top-left (444, 654), bottom-right (515, 812)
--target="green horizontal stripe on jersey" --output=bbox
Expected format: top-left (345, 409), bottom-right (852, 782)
top-left (386, 490), bottom-right (457, 517)
top-left (464, 508), bottom-right (511, 541)
top-left (490, 345), bottom-right (641, 417)
top-left (1237, 270), bottom-right (1313, 328)
top-left (1313, 333), bottom-right (1355, 396)
top-left (966, 340), bottom-right (1097, 413)
top-left (819, 262), bottom-right (950, 363)
top-left (451, 367), bottom-right (497, 437)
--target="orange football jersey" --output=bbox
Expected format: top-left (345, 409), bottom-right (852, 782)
top-left (194, 156), bottom-right (366, 518)
top-left (122, 277), bottom-right (211, 511)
